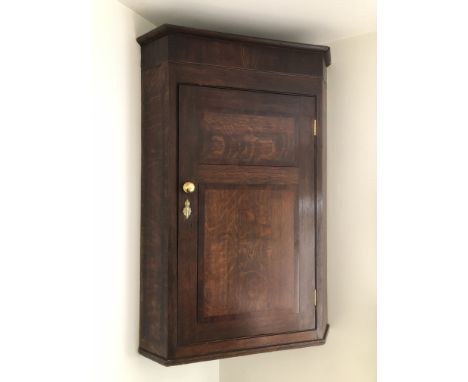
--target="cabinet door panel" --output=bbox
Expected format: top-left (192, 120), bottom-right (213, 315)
top-left (178, 84), bottom-right (316, 346)
top-left (199, 184), bottom-right (298, 322)
top-left (199, 111), bottom-right (297, 166)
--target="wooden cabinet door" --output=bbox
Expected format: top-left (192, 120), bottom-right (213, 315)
top-left (178, 84), bottom-right (316, 346)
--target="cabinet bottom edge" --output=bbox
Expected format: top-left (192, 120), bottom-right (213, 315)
top-left (139, 324), bottom-right (329, 366)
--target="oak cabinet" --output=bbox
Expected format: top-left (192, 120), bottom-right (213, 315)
top-left (137, 24), bottom-right (330, 366)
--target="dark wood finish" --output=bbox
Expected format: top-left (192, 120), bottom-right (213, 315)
top-left (138, 25), bottom-right (329, 366)
top-left (140, 324), bottom-right (329, 366)
top-left (139, 62), bottom-right (172, 359)
top-left (199, 112), bottom-right (297, 166)
top-left (177, 84), bottom-right (316, 346)
top-left (200, 185), bottom-right (297, 320)
top-left (139, 24), bottom-right (330, 74)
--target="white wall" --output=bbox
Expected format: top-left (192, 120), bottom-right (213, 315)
top-left (92, 1), bottom-right (219, 381)
top-left (219, 32), bottom-right (376, 382)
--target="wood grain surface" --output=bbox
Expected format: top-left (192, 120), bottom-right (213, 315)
top-left (138, 25), bottom-right (329, 365)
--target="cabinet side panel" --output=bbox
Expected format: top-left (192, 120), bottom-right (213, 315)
top-left (139, 63), bottom-right (171, 358)
top-left (316, 73), bottom-right (328, 337)
top-left (322, 76), bottom-right (328, 330)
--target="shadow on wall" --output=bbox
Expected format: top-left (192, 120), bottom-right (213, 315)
top-left (128, 9), bottom-right (333, 44)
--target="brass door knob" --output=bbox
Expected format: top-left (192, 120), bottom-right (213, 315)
top-left (182, 182), bottom-right (196, 194)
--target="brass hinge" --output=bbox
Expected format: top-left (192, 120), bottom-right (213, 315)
top-left (314, 289), bottom-right (317, 306)
top-left (313, 119), bottom-right (317, 136)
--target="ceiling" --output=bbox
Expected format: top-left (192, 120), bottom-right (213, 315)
top-left (119, 0), bottom-right (376, 44)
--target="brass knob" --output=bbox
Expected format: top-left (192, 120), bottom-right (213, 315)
top-left (182, 182), bottom-right (196, 194)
